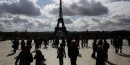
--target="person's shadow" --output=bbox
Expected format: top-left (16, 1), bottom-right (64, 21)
top-left (6, 52), bottom-right (15, 57)
top-left (106, 61), bottom-right (117, 65)
top-left (118, 53), bottom-right (130, 58)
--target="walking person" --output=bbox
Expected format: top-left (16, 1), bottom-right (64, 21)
top-left (117, 36), bottom-right (123, 54)
top-left (67, 37), bottom-right (72, 59)
top-left (91, 39), bottom-right (97, 59)
top-left (96, 39), bottom-right (105, 65)
top-left (12, 40), bottom-right (19, 53)
top-left (68, 40), bottom-right (79, 65)
top-left (103, 39), bottom-right (110, 61)
top-left (34, 50), bottom-right (46, 65)
top-left (15, 46), bottom-right (33, 65)
top-left (57, 44), bottom-right (66, 65)
top-left (113, 37), bottom-right (118, 53)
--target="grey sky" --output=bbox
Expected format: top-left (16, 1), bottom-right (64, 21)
top-left (0, 0), bottom-right (130, 32)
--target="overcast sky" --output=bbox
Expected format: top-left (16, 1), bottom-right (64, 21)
top-left (0, 0), bottom-right (130, 32)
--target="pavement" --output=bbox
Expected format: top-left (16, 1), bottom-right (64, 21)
top-left (0, 40), bottom-right (130, 65)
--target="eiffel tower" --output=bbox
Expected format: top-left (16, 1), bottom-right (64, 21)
top-left (54, 0), bottom-right (68, 38)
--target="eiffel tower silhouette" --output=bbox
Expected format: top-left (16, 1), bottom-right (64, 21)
top-left (54, 0), bottom-right (68, 38)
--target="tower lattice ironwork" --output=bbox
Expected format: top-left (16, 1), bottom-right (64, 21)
top-left (54, 0), bottom-right (68, 38)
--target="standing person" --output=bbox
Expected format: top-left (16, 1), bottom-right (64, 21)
top-left (57, 44), bottom-right (66, 65)
top-left (12, 40), bottom-right (16, 53)
top-left (69, 41), bottom-right (79, 65)
top-left (85, 38), bottom-right (88, 48)
top-left (27, 39), bottom-right (32, 48)
top-left (21, 40), bottom-right (25, 51)
top-left (111, 38), bottom-right (113, 45)
top-left (67, 37), bottom-right (72, 59)
top-left (61, 38), bottom-right (66, 48)
top-left (96, 39), bottom-right (105, 65)
top-left (113, 38), bottom-right (118, 53)
top-left (75, 36), bottom-right (80, 48)
top-left (38, 38), bottom-right (43, 48)
top-left (91, 39), bottom-right (97, 59)
top-left (12, 40), bottom-right (19, 53)
top-left (15, 46), bottom-right (33, 65)
top-left (118, 37), bottom-right (123, 54)
top-left (44, 39), bottom-right (48, 48)
top-left (81, 36), bottom-right (84, 48)
top-left (103, 39), bottom-right (110, 61)
top-left (55, 39), bottom-right (59, 48)
top-left (34, 50), bottom-right (46, 65)
top-left (127, 36), bottom-right (130, 46)
top-left (34, 38), bottom-right (39, 50)
top-left (16, 40), bottom-right (20, 49)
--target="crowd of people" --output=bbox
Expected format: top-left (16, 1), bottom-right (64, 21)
top-left (10, 35), bottom-right (129, 65)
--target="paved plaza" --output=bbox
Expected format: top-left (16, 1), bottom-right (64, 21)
top-left (0, 40), bottom-right (130, 65)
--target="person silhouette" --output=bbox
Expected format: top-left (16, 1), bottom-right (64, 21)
top-left (21, 40), bottom-right (25, 51)
top-left (61, 38), bottom-right (66, 48)
top-left (117, 36), bottom-right (123, 54)
top-left (85, 38), bottom-right (88, 48)
top-left (127, 36), bottom-right (130, 46)
top-left (34, 38), bottom-right (39, 50)
top-left (34, 50), bottom-right (46, 65)
top-left (103, 39), bottom-right (109, 61)
top-left (96, 39), bottom-right (105, 65)
top-left (91, 39), bottom-right (97, 59)
top-left (27, 39), bottom-right (32, 48)
top-left (15, 46), bottom-right (33, 65)
top-left (57, 44), bottom-right (66, 65)
top-left (69, 40), bottom-right (79, 65)
top-left (113, 37), bottom-right (118, 53)
top-left (12, 40), bottom-right (19, 53)
top-left (55, 39), bottom-right (59, 48)
top-left (44, 39), bottom-right (48, 48)
top-left (81, 36), bottom-right (85, 48)
top-left (67, 37), bottom-right (72, 59)
top-left (38, 38), bottom-right (43, 48)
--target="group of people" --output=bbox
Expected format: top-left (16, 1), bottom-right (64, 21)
top-left (57, 37), bottom-right (80, 65)
top-left (111, 36), bottom-right (123, 54)
top-left (11, 35), bottom-right (129, 65)
top-left (91, 39), bottom-right (110, 65)
top-left (11, 39), bottom-right (46, 65)
top-left (15, 46), bottom-right (46, 65)
top-left (52, 38), bottom-right (66, 48)
top-left (11, 38), bottom-right (50, 53)
top-left (11, 39), bottom-right (32, 53)
top-left (11, 37), bottom-right (80, 65)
